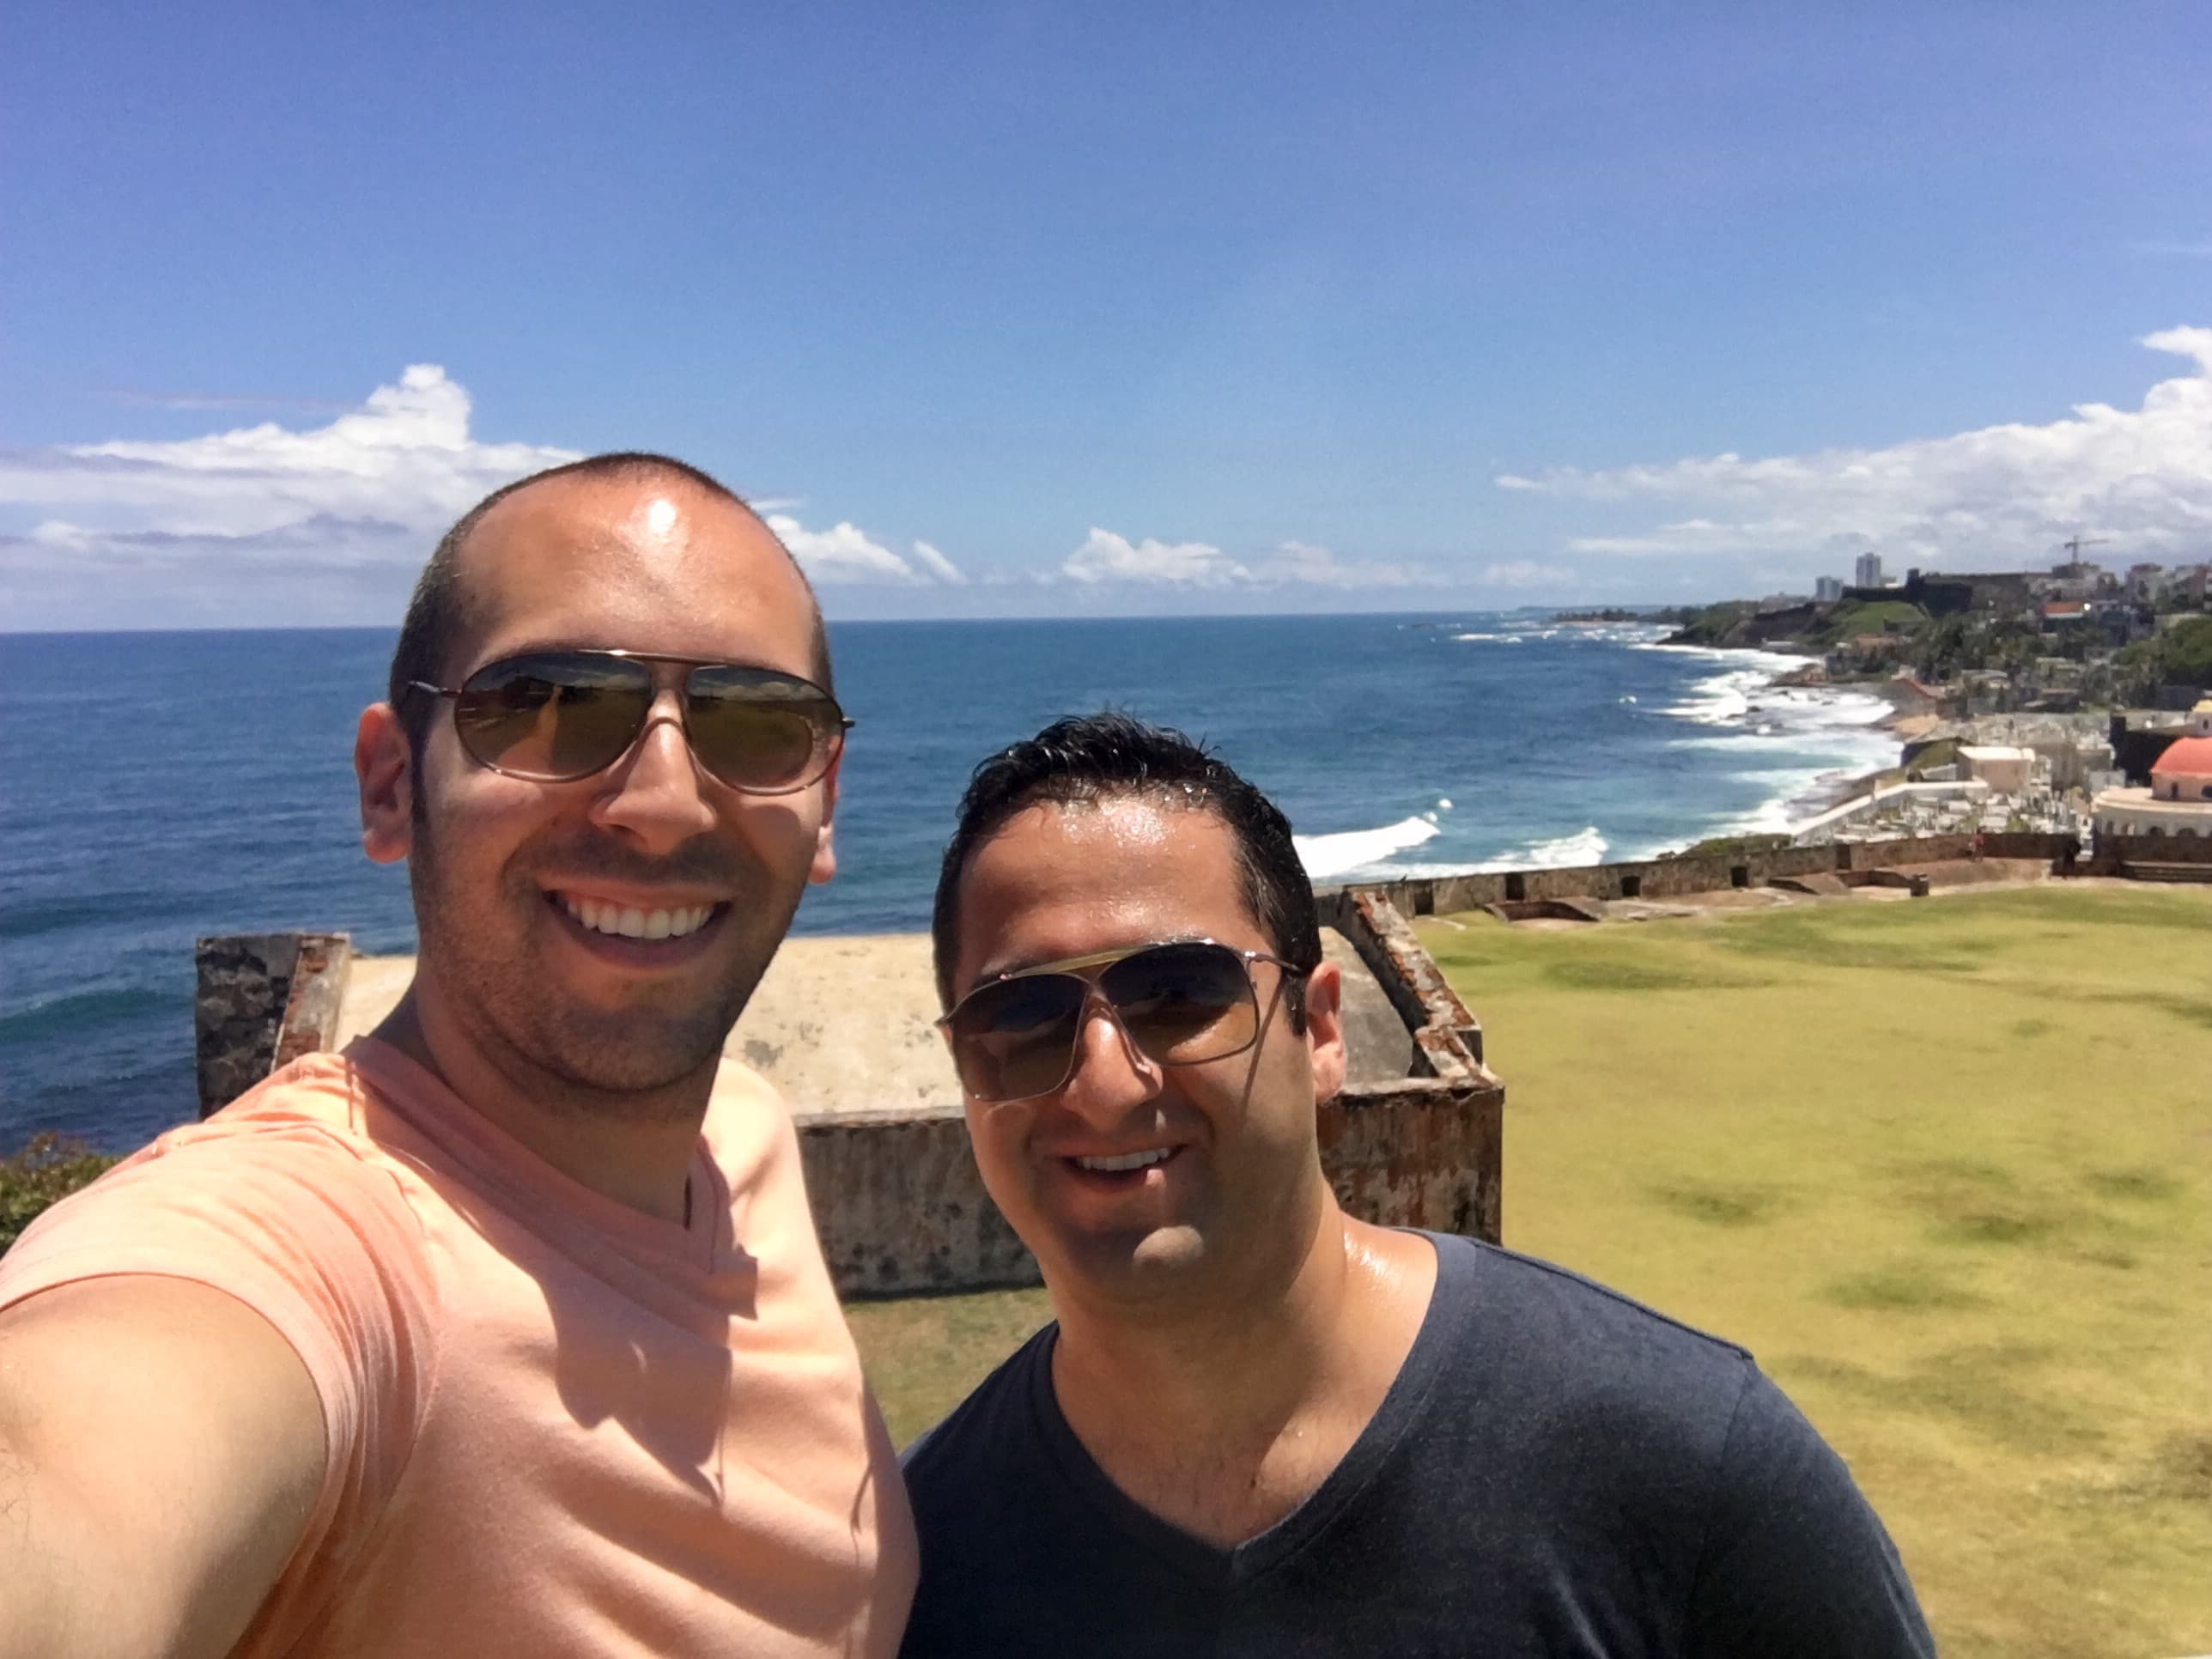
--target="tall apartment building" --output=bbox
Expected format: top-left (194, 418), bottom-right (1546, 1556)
top-left (1815, 575), bottom-right (1844, 602)
top-left (1853, 551), bottom-right (1885, 589)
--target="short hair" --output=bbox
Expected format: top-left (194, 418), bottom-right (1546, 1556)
top-left (386, 452), bottom-right (832, 755)
top-left (931, 713), bottom-right (1322, 1031)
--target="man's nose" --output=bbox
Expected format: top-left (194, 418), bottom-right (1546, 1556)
top-left (589, 690), bottom-right (719, 853)
top-left (1054, 994), bottom-right (1164, 1126)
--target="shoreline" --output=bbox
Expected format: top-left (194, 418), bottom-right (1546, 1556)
top-left (1640, 642), bottom-right (1907, 847)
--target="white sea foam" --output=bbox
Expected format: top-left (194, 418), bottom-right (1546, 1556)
top-left (1633, 640), bottom-right (1901, 846)
top-left (1294, 815), bottom-right (1443, 880)
top-left (1473, 826), bottom-right (1610, 872)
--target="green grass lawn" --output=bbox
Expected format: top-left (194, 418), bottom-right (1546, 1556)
top-left (850, 884), bottom-right (2211, 1657)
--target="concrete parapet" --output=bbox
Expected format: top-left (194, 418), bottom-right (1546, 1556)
top-left (1323, 888), bottom-right (1488, 1070)
top-left (795, 1108), bottom-right (1030, 1296)
top-left (195, 933), bottom-right (353, 1119)
top-left (1316, 832), bottom-right (2084, 921)
top-left (2082, 831), bottom-right (2212, 880)
top-left (2094, 832), bottom-right (2212, 865)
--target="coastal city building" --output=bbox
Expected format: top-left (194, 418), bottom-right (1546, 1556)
top-left (2093, 702), bottom-right (2212, 840)
top-left (1815, 575), bottom-right (1844, 602)
top-left (1956, 744), bottom-right (2035, 796)
top-left (1854, 551), bottom-right (1885, 589)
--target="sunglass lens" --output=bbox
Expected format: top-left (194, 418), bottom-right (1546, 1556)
top-left (946, 974), bottom-right (1088, 1102)
top-left (687, 668), bottom-right (839, 793)
top-left (1100, 943), bottom-right (1255, 1065)
top-left (453, 654), bottom-right (651, 780)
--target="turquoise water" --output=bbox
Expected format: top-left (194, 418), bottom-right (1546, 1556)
top-left (0, 615), bottom-right (1894, 1149)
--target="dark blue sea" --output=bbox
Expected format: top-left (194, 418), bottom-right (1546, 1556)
top-left (0, 616), bottom-right (1895, 1152)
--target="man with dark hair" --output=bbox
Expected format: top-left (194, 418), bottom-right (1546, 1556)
top-left (0, 456), bottom-right (915, 1657)
top-left (902, 713), bottom-right (1933, 1657)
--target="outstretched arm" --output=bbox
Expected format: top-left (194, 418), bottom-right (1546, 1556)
top-left (0, 1277), bottom-right (325, 1659)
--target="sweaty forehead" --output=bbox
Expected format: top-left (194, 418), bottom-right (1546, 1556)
top-left (459, 472), bottom-right (814, 663)
top-left (956, 796), bottom-right (1259, 982)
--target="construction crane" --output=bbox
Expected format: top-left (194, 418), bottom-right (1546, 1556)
top-left (2057, 534), bottom-right (2110, 563)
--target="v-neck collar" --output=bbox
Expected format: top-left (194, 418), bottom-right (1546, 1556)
top-left (1024, 1233), bottom-right (1475, 1586)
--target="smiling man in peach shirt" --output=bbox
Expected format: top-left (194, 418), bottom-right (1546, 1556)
top-left (0, 455), bottom-right (915, 1657)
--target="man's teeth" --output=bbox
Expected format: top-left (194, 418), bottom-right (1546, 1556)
top-left (560, 896), bottom-right (715, 940)
top-left (1074, 1149), bottom-right (1174, 1174)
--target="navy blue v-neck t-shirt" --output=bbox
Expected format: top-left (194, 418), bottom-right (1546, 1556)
top-left (898, 1234), bottom-right (1932, 1658)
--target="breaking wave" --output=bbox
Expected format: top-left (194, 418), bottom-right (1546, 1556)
top-left (1295, 815), bottom-right (1443, 879)
top-left (1472, 826), bottom-right (1610, 872)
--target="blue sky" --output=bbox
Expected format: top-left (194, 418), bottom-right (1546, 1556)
top-left (4, 2), bottom-right (2209, 627)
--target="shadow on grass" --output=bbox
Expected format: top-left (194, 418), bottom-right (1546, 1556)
top-left (1823, 1266), bottom-right (1990, 1311)
top-left (1783, 1342), bottom-right (2103, 1455)
top-left (2084, 1167), bottom-right (2187, 1202)
top-left (1893, 1158), bottom-right (2183, 1258)
top-left (1717, 918), bottom-right (2004, 974)
top-left (1542, 956), bottom-right (1772, 992)
top-left (2063, 986), bottom-right (2212, 1031)
top-left (2042, 1431), bottom-right (2212, 1510)
top-left (1645, 1180), bottom-right (1789, 1227)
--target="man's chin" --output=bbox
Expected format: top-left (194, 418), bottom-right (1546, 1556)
top-left (526, 1012), bottom-right (734, 1109)
top-left (1045, 1222), bottom-right (1212, 1297)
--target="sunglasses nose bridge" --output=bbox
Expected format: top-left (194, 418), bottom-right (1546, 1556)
top-left (585, 680), bottom-right (720, 846)
top-left (1056, 981), bottom-right (1164, 1106)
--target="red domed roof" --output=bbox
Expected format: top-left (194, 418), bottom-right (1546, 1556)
top-left (2151, 735), bottom-right (2212, 780)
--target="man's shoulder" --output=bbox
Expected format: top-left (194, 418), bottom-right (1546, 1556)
top-left (901, 1322), bottom-right (1056, 1494)
top-left (1437, 1233), bottom-right (1753, 1365)
top-left (1423, 1233), bottom-right (1760, 1452)
top-left (135, 1051), bottom-right (426, 1200)
top-left (2, 1052), bottom-right (432, 1296)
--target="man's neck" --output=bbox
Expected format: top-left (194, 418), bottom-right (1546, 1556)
top-left (1047, 1201), bottom-right (1438, 1550)
top-left (369, 986), bottom-right (712, 1226)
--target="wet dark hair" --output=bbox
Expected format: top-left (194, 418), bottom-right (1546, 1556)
top-left (386, 451), bottom-right (831, 757)
top-left (931, 712), bottom-right (1321, 1030)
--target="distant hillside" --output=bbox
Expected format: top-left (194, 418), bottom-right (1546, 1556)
top-left (1663, 597), bottom-right (1929, 653)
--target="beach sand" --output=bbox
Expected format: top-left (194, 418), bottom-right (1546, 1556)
top-left (332, 927), bottom-right (1416, 1120)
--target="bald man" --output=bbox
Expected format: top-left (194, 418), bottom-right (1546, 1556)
top-left (0, 456), bottom-right (915, 1658)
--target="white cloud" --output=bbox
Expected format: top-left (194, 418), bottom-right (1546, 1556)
top-left (2, 365), bottom-right (576, 535)
top-left (908, 538), bottom-right (967, 585)
top-left (1062, 527), bottom-right (1251, 586)
top-left (0, 365), bottom-right (583, 625)
top-left (1247, 540), bottom-right (1439, 589)
top-left (1496, 327), bottom-right (2212, 568)
top-left (0, 366), bottom-right (983, 626)
top-left (759, 517), bottom-right (968, 587)
top-left (1058, 528), bottom-right (1454, 591)
top-left (763, 514), bottom-right (915, 583)
top-left (1477, 560), bottom-right (1579, 588)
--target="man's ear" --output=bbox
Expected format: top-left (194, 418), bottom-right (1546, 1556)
top-left (356, 703), bottom-right (415, 865)
top-left (807, 750), bottom-right (842, 886)
top-left (1304, 960), bottom-right (1346, 1105)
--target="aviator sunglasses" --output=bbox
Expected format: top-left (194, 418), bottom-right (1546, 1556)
top-left (410, 648), bottom-right (851, 795)
top-left (938, 939), bottom-right (1309, 1105)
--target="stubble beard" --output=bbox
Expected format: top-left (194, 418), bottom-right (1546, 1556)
top-left (407, 820), bottom-right (807, 1117)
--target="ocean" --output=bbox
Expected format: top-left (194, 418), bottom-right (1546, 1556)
top-left (0, 615), bottom-right (1897, 1152)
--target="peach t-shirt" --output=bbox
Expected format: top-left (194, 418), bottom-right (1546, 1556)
top-left (0, 1038), bottom-right (916, 1656)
